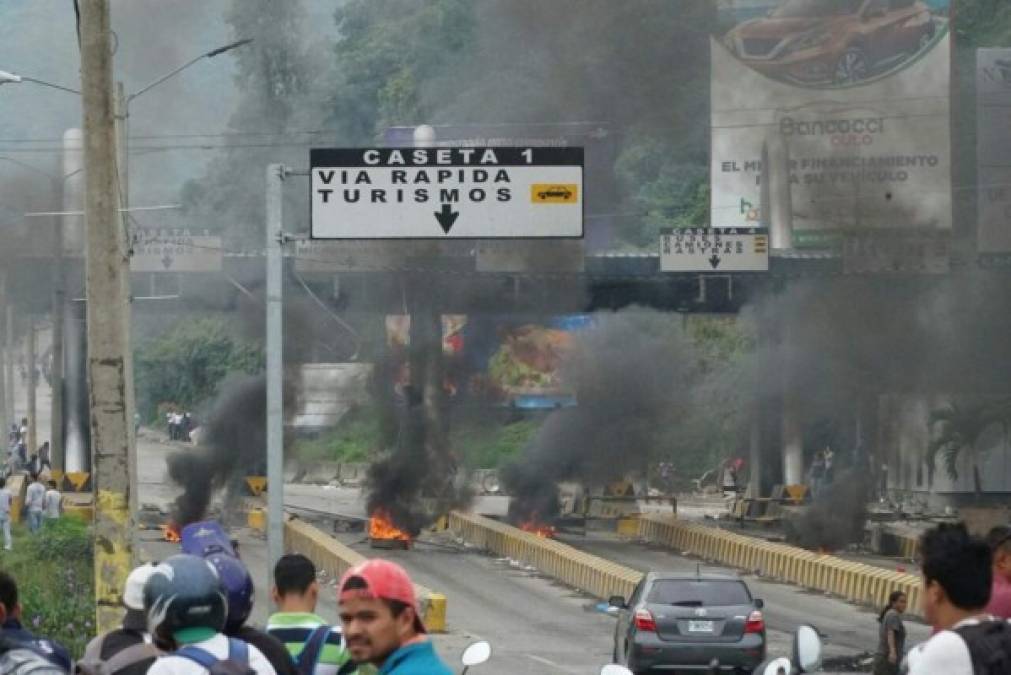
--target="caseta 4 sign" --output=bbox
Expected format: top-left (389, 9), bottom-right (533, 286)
top-left (310, 147), bottom-right (583, 239)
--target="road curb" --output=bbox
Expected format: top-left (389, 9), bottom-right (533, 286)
top-left (283, 516), bottom-right (448, 632)
top-left (638, 514), bottom-right (923, 617)
top-left (448, 511), bottom-right (642, 601)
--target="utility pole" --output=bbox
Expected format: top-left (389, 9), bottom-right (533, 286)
top-left (0, 272), bottom-right (6, 435)
top-left (79, 0), bottom-right (135, 632)
top-left (265, 164), bottom-right (285, 586)
top-left (27, 318), bottom-right (35, 456)
top-left (5, 302), bottom-right (13, 435)
top-left (50, 190), bottom-right (65, 473)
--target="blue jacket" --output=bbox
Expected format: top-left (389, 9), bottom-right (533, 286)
top-left (1, 618), bottom-right (72, 671)
top-left (379, 640), bottom-right (452, 675)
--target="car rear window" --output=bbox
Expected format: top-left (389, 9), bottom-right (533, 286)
top-left (647, 580), bottom-right (752, 607)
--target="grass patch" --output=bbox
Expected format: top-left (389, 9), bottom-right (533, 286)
top-left (292, 405), bottom-right (383, 464)
top-left (453, 418), bottom-right (540, 470)
top-left (1, 516), bottom-right (95, 657)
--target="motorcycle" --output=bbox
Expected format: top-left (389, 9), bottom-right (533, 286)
top-left (600, 624), bottom-right (823, 675)
top-left (460, 640), bottom-right (491, 674)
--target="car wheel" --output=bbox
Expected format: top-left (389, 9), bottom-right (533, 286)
top-left (835, 46), bottom-right (869, 84)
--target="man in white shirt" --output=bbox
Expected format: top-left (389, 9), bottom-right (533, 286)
top-left (24, 474), bottom-right (46, 534)
top-left (145, 554), bottom-right (276, 675)
top-left (42, 481), bottom-right (61, 522)
top-left (906, 522), bottom-right (1011, 675)
top-left (0, 476), bottom-right (12, 551)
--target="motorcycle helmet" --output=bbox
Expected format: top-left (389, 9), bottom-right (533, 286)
top-left (206, 553), bottom-right (254, 632)
top-left (143, 554), bottom-right (227, 638)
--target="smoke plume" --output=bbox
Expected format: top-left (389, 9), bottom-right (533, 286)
top-left (167, 373), bottom-right (293, 526)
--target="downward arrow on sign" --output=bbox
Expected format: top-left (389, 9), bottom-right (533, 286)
top-left (709, 254), bottom-right (721, 269)
top-left (434, 203), bottom-right (459, 234)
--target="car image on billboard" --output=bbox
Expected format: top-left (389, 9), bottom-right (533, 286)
top-left (721, 0), bottom-right (946, 87)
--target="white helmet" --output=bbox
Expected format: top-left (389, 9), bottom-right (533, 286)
top-left (123, 562), bottom-right (158, 611)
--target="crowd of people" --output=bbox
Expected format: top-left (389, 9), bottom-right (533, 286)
top-left (872, 522), bottom-right (1011, 674)
top-left (5, 418), bottom-right (51, 479)
top-left (165, 412), bottom-right (194, 443)
top-left (0, 547), bottom-right (452, 675)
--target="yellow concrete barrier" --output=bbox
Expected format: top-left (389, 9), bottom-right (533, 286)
top-left (283, 517), bottom-right (447, 632)
top-left (638, 514), bottom-right (923, 617)
top-left (448, 511), bottom-right (642, 601)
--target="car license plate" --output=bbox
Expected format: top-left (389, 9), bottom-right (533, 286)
top-left (688, 620), bottom-right (714, 633)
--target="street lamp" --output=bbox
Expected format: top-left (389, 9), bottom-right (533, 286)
top-left (0, 70), bottom-right (80, 95)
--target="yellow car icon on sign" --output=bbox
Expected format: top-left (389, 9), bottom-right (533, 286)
top-left (532, 184), bottom-right (579, 204)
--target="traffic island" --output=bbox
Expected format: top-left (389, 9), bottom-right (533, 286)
top-left (283, 516), bottom-right (447, 632)
top-left (448, 510), bottom-right (642, 601)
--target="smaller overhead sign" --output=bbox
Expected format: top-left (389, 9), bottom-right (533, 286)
top-left (130, 228), bottom-right (223, 273)
top-left (842, 230), bottom-right (950, 274)
top-left (660, 227), bottom-right (768, 272)
top-left (310, 147), bottom-right (583, 239)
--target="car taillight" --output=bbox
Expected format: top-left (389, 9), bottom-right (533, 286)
top-left (744, 610), bottom-right (765, 634)
top-left (634, 608), bottom-right (657, 632)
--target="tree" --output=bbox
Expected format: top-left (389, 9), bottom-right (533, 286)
top-left (927, 397), bottom-right (1010, 498)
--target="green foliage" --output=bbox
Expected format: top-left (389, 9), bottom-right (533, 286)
top-left (292, 405), bottom-right (384, 463)
top-left (454, 419), bottom-right (540, 469)
top-left (927, 397), bottom-right (1011, 494)
top-left (135, 317), bottom-right (263, 422)
top-left (3, 517), bottom-right (95, 657)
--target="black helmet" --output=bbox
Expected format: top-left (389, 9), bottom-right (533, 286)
top-left (143, 554), bottom-right (227, 638)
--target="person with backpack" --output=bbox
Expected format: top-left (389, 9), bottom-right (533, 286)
top-left (144, 554), bottom-right (276, 675)
top-left (205, 553), bottom-right (297, 675)
top-left (906, 522), bottom-right (1011, 675)
top-left (77, 563), bottom-right (163, 675)
top-left (0, 570), bottom-right (72, 673)
top-left (337, 559), bottom-right (451, 675)
top-left (267, 554), bottom-right (355, 675)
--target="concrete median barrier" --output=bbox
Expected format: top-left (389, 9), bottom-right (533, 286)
top-left (283, 516), bottom-right (447, 632)
top-left (638, 514), bottom-right (923, 617)
top-left (448, 511), bottom-right (642, 601)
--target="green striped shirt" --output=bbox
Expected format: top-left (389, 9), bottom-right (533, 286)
top-left (266, 612), bottom-right (353, 675)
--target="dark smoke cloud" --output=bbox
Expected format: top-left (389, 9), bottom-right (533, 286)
top-left (503, 309), bottom-right (699, 523)
top-left (167, 373), bottom-right (294, 526)
top-left (786, 470), bottom-right (869, 551)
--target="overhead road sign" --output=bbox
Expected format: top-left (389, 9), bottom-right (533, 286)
top-left (310, 147), bottom-right (583, 239)
top-left (660, 227), bottom-right (768, 272)
top-left (130, 228), bottom-right (223, 272)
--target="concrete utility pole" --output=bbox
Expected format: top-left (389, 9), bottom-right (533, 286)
top-left (79, 0), bottom-right (135, 632)
top-left (265, 164), bottom-right (285, 585)
top-left (26, 319), bottom-right (35, 455)
top-left (5, 302), bottom-right (13, 435)
top-left (0, 272), bottom-right (7, 436)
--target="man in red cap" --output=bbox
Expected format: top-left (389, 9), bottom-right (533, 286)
top-left (337, 559), bottom-right (451, 675)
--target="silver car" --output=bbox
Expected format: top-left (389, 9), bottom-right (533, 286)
top-left (610, 572), bottom-right (767, 673)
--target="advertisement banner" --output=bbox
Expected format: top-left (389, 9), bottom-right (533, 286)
top-left (711, 0), bottom-right (952, 250)
top-left (977, 48), bottom-right (1011, 257)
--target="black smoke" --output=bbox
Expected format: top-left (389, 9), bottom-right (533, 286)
top-left (502, 309), bottom-right (700, 524)
top-left (167, 373), bottom-right (294, 526)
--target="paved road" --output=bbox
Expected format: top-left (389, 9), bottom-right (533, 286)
top-left (556, 530), bottom-right (932, 658)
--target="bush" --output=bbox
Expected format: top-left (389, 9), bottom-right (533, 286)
top-left (135, 316), bottom-right (264, 422)
top-left (3, 516), bottom-right (95, 657)
top-left (292, 405), bottom-right (383, 464)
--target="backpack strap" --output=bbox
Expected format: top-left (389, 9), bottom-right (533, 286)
top-left (102, 643), bottom-right (161, 674)
top-left (80, 634), bottom-right (106, 665)
top-left (175, 646), bottom-right (220, 670)
top-left (955, 619), bottom-right (1011, 674)
top-left (227, 638), bottom-right (249, 666)
top-left (295, 626), bottom-right (331, 675)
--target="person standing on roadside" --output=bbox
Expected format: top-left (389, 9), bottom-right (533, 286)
top-left (42, 481), bottom-right (61, 524)
top-left (874, 590), bottom-right (907, 675)
top-left (985, 525), bottom-right (1011, 619)
top-left (24, 474), bottom-right (45, 534)
top-left (905, 522), bottom-right (1011, 675)
top-left (0, 477), bottom-right (12, 551)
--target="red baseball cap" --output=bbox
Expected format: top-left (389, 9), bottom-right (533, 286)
top-left (338, 559), bottom-right (426, 633)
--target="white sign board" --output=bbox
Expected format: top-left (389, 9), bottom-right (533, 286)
top-left (978, 49), bottom-right (1011, 256)
top-left (310, 147), bottom-right (583, 239)
top-left (130, 228), bottom-right (223, 272)
top-left (660, 228), bottom-right (768, 272)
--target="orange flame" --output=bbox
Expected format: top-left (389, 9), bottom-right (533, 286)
top-left (162, 522), bottom-right (181, 543)
top-left (369, 510), bottom-right (412, 542)
top-left (520, 521), bottom-right (557, 539)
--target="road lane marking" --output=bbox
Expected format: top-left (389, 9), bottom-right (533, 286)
top-left (526, 654), bottom-right (582, 674)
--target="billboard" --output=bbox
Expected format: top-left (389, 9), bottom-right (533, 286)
top-left (384, 314), bottom-right (591, 409)
top-left (712, 0), bottom-right (952, 250)
top-left (977, 49), bottom-right (1011, 257)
